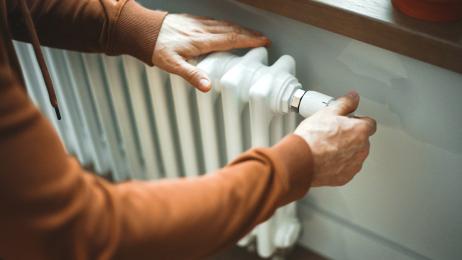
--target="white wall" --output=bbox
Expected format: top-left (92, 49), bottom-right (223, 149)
top-left (143, 1), bottom-right (462, 259)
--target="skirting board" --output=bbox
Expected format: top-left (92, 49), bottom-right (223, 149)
top-left (297, 202), bottom-right (429, 260)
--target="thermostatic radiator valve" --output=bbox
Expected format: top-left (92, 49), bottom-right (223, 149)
top-left (290, 89), bottom-right (335, 117)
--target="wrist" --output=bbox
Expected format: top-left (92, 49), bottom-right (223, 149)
top-left (271, 135), bottom-right (314, 205)
top-left (108, 1), bottom-right (168, 65)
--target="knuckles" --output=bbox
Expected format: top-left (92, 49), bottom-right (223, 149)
top-left (226, 32), bottom-right (239, 43)
top-left (230, 25), bottom-right (243, 34)
top-left (353, 122), bottom-right (372, 141)
top-left (335, 166), bottom-right (362, 186)
top-left (334, 174), bottom-right (353, 186)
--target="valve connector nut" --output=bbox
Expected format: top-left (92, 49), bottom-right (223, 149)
top-left (290, 89), bottom-right (306, 112)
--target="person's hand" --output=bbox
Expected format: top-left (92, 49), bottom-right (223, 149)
top-left (294, 91), bottom-right (377, 187)
top-left (152, 14), bottom-right (270, 92)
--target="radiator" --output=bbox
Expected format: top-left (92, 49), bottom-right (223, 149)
top-left (14, 43), bottom-right (331, 258)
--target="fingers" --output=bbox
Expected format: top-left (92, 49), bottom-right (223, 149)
top-left (327, 91), bottom-right (360, 116)
top-left (156, 15), bottom-right (269, 90)
top-left (356, 116), bottom-right (377, 136)
top-left (197, 33), bottom-right (270, 53)
top-left (338, 145), bottom-right (370, 187)
top-left (206, 23), bottom-right (263, 37)
top-left (349, 116), bottom-right (377, 138)
top-left (166, 53), bottom-right (211, 92)
top-left (356, 141), bottom-right (370, 161)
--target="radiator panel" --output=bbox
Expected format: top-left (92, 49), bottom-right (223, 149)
top-left (14, 42), bottom-right (301, 258)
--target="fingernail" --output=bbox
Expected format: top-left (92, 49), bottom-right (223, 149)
top-left (347, 91), bottom-right (359, 100)
top-left (200, 78), bottom-right (210, 90)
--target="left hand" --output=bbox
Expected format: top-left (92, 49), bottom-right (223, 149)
top-left (152, 14), bottom-right (270, 92)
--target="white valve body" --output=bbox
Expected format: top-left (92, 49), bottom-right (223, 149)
top-left (298, 90), bottom-right (334, 117)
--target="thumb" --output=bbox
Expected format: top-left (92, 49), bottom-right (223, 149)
top-left (327, 91), bottom-right (360, 116)
top-left (170, 55), bottom-right (211, 92)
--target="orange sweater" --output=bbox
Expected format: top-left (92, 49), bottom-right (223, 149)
top-left (0, 0), bottom-right (314, 259)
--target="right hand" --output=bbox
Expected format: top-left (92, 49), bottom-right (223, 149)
top-left (294, 91), bottom-right (376, 187)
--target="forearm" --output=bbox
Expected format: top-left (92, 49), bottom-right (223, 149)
top-left (112, 136), bottom-right (313, 259)
top-left (7, 0), bottom-right (167, 65)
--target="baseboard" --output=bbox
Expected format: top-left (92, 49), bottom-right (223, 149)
top-left (297, 202), bottom-right (427, 260)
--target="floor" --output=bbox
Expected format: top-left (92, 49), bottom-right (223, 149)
top-left (209, 245), bottom-right (326, 260)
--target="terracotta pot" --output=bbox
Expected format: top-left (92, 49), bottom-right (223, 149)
top-left (392, 0), bottom-right (462, 22)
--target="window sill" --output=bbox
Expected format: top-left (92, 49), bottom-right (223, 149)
top-left (238, 0), bottom-right (462, 74)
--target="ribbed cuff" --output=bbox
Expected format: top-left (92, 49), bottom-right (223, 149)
top-left (109, 1), bottom-right (167, 65)
top-left (271, 135), bottom-right (314, 206)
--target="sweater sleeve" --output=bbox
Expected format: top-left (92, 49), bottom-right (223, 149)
top-left (0, 60), bottom-right (314, 259)
top-left (7, 0), bottom-right (167, 65)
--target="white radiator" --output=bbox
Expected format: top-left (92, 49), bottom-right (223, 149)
top-left (14, 43), bottom-right (332, 258)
